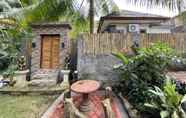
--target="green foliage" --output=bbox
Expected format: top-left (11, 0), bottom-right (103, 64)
top-left (145, 79), bottom-right (186, 118)
top-left (112, 52), bottom-right (129, 64)
top-left (3, 64), bottom-right (17, 86)
top-left (0, 28), bottom-right (29, 72)
top-left (126, 0), bottom-right (182, 11)
top-left (0, 50), bottom-right (9, 71)
top-left (113, 43), bottom-right (174, 111)
top-left (1, 0), bottom-right (118, 38)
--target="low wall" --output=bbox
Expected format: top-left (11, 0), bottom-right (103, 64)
top-left (77, 38), bottom-right (121, 86)
top-left (77, 38), bottom-right (120, 87)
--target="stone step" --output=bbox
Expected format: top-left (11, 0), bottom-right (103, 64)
top-left (28, 79), bottom-right (57, 88)
top-left (32, 73), bottom-right (58, 80)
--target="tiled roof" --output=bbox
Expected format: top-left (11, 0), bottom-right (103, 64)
top-left (30, 22), bottom-right (72, 29)
top-left (106, 10), bottom-right (169, 18)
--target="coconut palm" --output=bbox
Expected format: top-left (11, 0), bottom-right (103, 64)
top-left (0, 0), bottom-right (118, 35)
top-left (127, 0), bottom-right (186, 26)
top-left (88, 0), bottom-right (118, 33)
top-left (127, 0), bottom-right (183, 11)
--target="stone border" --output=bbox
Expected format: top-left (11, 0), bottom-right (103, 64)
top-left (0, 89), bottom-right (65, 95)
top-left (118, 93), bottom-right (138, 118)
top-left (41, 93), bottom-right (64, 118)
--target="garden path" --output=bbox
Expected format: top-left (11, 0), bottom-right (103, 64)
top-left (168, 71), bottom-right (186, 83)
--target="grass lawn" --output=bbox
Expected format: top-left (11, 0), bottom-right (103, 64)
top-left (0, 95), bottom-right (58, 118)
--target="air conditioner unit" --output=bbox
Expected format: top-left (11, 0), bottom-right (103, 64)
top-left (128, 24), bottom-right (140, 33)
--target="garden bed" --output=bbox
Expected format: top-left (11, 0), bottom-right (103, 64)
top-left (0, 95), bottom-right (58, 118)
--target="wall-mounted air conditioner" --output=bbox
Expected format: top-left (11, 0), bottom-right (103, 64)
top-left (128, 24), bottom-right (140, 33)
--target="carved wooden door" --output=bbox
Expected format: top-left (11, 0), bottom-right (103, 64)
top-left (41, 35), bottom-right (60, 69)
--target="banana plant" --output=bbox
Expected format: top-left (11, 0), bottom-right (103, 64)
top-left (145, 78), bottom-right (186, 118)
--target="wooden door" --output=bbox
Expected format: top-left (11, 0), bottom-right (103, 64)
top-left (41, 35), bottom-right (60, 69)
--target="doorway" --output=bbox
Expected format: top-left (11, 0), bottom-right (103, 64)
top-left (41, 35), bottom-right (60, 69)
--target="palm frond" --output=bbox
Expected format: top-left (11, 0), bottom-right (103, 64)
top-left (94, 0), bottom-right (119, 16)
top-left (1, 0), bottom-right (118, 36)
top-left (0, 1), bottom-right (12, 11)
top-left (127, 0), bottom-right (182, 11)
top-left (0, 18), bottom-right (16, 26)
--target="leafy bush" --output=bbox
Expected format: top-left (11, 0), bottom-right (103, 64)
top-left (0, 50), bottom-right (10, 71)
top-left (113, 43), bottom-right (174, 111)
top-left (175, 80), bottom-right (186, 95)
top-left (145, 79), bottom-right (186, 118)
top-left (0, 28), bottom-right (25, 72)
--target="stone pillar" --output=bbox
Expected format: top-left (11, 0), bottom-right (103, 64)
top-left (14, 70), bottom-right (29, 88)
top-left (60, 70), bottom-right (70, 89)
top-left (77, 36), bottom-right (83, 79)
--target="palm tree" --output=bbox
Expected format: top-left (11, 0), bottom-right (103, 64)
top-left (127, 0), bottom-right (183, 11)
top-left (127, 0), bottom-right (186, 26)
top-left (0, 0), bottom-right (118, 35)
top-left (89, 0), bottom-right (94, 33)
top-left (88, 0), bottom-right (118, 33)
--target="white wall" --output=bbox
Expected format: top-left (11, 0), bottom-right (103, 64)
top-left (147, 27), bottom-right (171, 33)
top-left (114, 24), bottom-right (171, 33)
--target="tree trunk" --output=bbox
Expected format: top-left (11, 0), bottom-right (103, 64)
top-left (89, 0), bottom-right (94, 33)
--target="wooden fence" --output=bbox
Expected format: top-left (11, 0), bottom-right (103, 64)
top-left (79, 33), bottom-right (186, 55)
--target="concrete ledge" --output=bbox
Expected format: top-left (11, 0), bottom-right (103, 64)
top-left (118, 93), bottom-right (138, 118)
top-left (41, 93), bottom-right (64, 118)
top-left (15, 70), bottom-right (29, 75)
top-left (0, 86), bottom-right (65, 95)
top-left (0, 90), bottom-right (63, 96)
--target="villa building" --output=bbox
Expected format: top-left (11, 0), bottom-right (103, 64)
top-left (97, 10), bottom-right (173, 34)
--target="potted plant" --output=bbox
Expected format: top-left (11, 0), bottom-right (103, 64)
top-left (14, 55), bottom-right (29, 88)
top-left (2, 65), bottom-right (17, 86)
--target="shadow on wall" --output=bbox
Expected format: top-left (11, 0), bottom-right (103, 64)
top-left (78, 54), bottom-right (121, 87)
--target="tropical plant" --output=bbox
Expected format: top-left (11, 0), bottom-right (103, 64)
top-left (0, 0), bottom-right (118, 36)
top-left (127, 0), bottom-right (183, 11)
top-left (0, 50), bottom-right (9, 71)
top-left (3, 64), bottom-right (17, 86)
top-left (113, 43), bottom-right (174, 111)
top-left (0, 27), bottom-right (26, 72)
top-left (145, 79), bottom-right (186, 118)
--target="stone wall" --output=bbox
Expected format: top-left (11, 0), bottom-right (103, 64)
top-left (31, 23), bottom-right (71, 80)
top-left (77, 39), bottom-right (121, 87)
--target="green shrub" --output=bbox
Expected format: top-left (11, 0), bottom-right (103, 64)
top-left (113, 43), bottom-right (174, 111)
top-left (145, 79), bottom-right (186, 118)
top-left (0, 50), bottom-right (10, 71)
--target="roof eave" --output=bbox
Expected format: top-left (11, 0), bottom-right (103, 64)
top-left (30, 22), bottom-right (72, 30)
top-left (97, 16), bottom-right (170, 33)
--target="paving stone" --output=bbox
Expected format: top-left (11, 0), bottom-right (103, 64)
top-left (168, 71), bottom-right (186, 83)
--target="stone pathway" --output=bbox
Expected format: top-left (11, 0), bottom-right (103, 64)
top-left (167, 71), bottom-right (186, 83)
